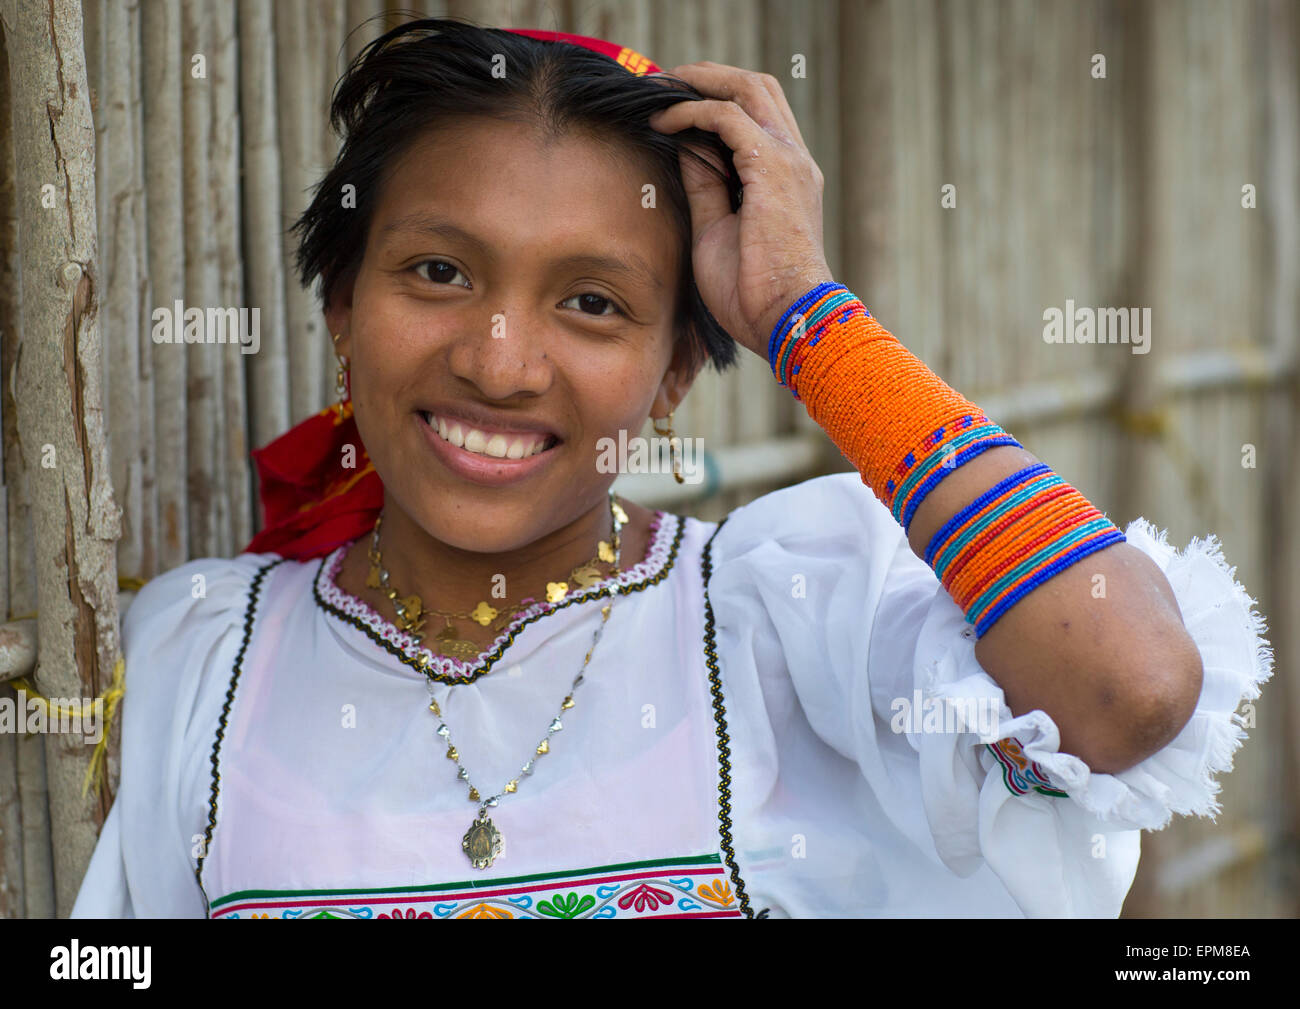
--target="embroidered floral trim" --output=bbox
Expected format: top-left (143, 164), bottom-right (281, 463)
top-left (314, 509), bottom-right (680, 682)
top-left (210, 853), bottom-right (744, 919)
top-left (987, 736), bottom-right (1069, 798)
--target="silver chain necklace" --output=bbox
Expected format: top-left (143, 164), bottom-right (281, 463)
top-left (381, 491), bottom-right (627, 869)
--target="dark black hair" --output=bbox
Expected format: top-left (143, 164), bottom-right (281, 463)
top-left (292, 16), bottom-right (743, 374)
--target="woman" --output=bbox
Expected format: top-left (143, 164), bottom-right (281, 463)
top-left (72, 19), bottom-right (1270, 919)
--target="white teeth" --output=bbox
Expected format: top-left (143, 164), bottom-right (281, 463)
top-left (427, 413), bottom-right (551, 459)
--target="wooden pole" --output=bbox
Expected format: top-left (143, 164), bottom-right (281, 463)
top-left (142, 0), bottom-right (187, 570)
top-left (211, 0), bottom-right (251, 554)
top-left (237, 0), bottom-right (290, 468)
top-left (10, 0), bottom-right (123, 917)
top-left (1111, 0), bottom-right (1162, 918)
top-left (1260, 0), bottom-right (1300, 918)
top-left (0, 2), bottom-right (29, 920)
top-left (181, 0), bottom-right (222, 559)
top-left (100, 0), bottom-right (147, 581)
top-left (276, 0), bottom-right (328, 426)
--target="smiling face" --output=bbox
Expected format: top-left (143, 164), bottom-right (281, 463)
top-left (327, 116), bottom-right (695, 555)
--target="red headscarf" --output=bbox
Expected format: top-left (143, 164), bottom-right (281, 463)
top-left (242, 28), bottom-right (660, 561)
top-left (505, 28), bottom-right (660, 76)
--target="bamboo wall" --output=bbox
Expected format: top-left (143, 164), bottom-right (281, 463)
top-left (0, 0), bottom-right (1296, 917)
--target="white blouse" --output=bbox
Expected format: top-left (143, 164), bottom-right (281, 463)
top-left (70, 473), bottom-right (1271, 918)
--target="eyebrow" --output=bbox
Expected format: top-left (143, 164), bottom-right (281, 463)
top-left (380, 211), bottom-right (663, 292)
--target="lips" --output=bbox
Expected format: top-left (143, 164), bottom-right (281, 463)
top-left (416, 410), bottom-right (562, 488)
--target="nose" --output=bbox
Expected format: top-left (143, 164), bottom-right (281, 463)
top-left (444, 302), bottom-right (555, 400)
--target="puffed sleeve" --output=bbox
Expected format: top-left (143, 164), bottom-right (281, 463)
top-left (706, 473), bottom-right (1272, 917)
top-left (70, 553), bottom-right (279, 919)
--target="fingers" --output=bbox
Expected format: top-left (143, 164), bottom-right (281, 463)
top-left (646, 61), bottom-right (823, 262)
top-left (649, 95), bottom-right (763, 147)
top-left (751, 70), bottom-right (807, 149)
top-left (676, 142), bottom-right (735, 244)
top-left (650, 100), bottom-right (750, 237)
top-left (659, 62), bottom-right (805, 149)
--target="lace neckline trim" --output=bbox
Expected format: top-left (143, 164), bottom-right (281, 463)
top-left (313, 509), bottom-right (680, 682)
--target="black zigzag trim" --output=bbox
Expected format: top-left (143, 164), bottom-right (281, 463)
top-left (194, 557), bottom-right (287, 917)
top-left (700, 518), bottom-right (769, 919)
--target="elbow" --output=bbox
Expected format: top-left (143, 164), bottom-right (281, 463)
top-left (1086, 636), bottom-right (1205, 775)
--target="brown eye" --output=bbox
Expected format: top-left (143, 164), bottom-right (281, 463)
top-left (561, 292), bottom-right (621, 317)
top-left (414, 260), bottom-right (470, 287)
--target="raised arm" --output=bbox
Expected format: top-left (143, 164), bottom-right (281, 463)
top-left (650, 62), bottom-right (1202, 775)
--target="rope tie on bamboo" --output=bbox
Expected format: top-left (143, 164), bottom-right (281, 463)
top-left (4, 574), bottom-right (143, 798)
top-left (9, 656), bottom-right (126, 798)
top-left (768, 283), bottom-right (1126, 639)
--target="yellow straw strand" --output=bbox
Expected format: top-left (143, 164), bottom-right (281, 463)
top-left (9, 655), bottom-right (126, 798)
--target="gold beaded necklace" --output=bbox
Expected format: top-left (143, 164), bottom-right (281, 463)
top-left (367, 491), bottom-right (629, 868)
top-left (367, 495), bottom-right (628, 661)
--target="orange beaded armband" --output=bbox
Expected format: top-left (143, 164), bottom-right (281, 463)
top-left (769, 283), bottom-right (1126, 638)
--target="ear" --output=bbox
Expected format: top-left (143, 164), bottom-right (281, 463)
top-left (323, 269), bottom-right (358, 359)
top-left (650, 334), bottom-right (702, 420)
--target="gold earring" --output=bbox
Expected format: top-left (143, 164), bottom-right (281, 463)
top-left (652, 409), bottom-right (684, 484)
top-left (333, 334), bottom-right (349, 417)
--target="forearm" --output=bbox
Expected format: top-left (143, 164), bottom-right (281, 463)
top-left (770, 284), bottom-right (1204, 772)
top-left (906, 442), bottom-right (1203, 773)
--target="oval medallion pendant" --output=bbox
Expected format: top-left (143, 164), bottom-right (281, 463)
top-left (463, 814), bottom-right (504, 869)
